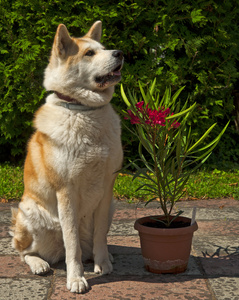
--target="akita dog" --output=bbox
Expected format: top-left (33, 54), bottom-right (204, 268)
top-left (10, 21), bottom-right (124, 293)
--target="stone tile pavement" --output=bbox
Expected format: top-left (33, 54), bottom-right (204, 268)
top-left (0, 198), bottom-right (239, 299)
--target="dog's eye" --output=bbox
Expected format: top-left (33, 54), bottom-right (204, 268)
top-left (85, 50), bottom-right (95, 57)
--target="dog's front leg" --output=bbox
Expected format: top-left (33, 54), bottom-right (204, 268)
top-left (93, 188), bottom-right (114, 275)
top-left (57, 189), bottom-right (89, 293)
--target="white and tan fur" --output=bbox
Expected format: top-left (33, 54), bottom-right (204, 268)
top-left (10, 21), bottom-right (123, 293)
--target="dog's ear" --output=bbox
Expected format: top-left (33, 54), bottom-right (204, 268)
top-left (53, 24), bottom-right (72, 58)
top-left (84, 21), bottom-right (102, 42)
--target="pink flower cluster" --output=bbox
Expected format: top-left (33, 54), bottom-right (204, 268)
top-left (126, 101), bottom-right (180, 128)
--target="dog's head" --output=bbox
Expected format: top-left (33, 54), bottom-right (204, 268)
top-left (44, 21), bottom-right (124, 106)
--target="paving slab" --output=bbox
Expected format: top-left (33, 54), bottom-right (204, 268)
top-left (195, 220), bottom-right (239, 235)
top-left (51, 276), bottom-right (213, 300)
top-left (0, 224), bottom-right (10, 238)
top-left (0, 278), bottom-right (51, 300)
top-left (0, 256), bottom-right (32, 277)
top-left (109, 220), bottom-right (137, 236)
top-left (181, 207), bottom-right (239, 220)
top-left (0, 210), bottom-right (12, 223)
top-left (193, 235), bottom-right (239, 256)
top-left (0, 237), bottom-right (18, 255)
top-left (209, 277), bottom-right (239, 300)
top-left (0, 199), bottom-right (239, 299)
top-left (200, 255), bottom-right (239, 277)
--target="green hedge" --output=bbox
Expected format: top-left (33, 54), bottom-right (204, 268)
top-left (0, 0), bottom-right (238, 167)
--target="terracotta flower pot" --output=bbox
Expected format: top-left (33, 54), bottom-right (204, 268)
top-left (134, 215), bottom-right (198, 274)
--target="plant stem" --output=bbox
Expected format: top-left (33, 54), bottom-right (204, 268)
top-left (169, 150), bottom-right (186, 216)
top-left (151, 127), bottom-right (169, 222)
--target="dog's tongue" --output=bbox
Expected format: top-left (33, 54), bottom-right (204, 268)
top-left (113, 70), bottom-right (121, 76)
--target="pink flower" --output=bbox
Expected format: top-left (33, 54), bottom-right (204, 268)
top-left (172, 120), bottom-right (180, 128)
top-left (164, 108), bottom-right (171, 115)
top-left (145, 106), bottom-right (168, 127)
top-left (125, 110), bottom-right (140, 124)
top-left (168, 112), bottom-right (181, 128)
top-left (125, 101), bottom-right (180, 129)
top-left (136, 101), bottom-right (144, 111)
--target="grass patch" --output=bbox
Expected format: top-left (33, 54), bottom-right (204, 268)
top-left (183, 169), bottom-right (239, 200)
top-left (0, 163), bottom-right (24, 201)
top-left (0, 163), bottom-right (238, 202)
top-left (114, 169), bottom-right (239, 202)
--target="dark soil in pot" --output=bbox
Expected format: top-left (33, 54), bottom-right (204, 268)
top-left (143, 219), bottom-right (191, 229)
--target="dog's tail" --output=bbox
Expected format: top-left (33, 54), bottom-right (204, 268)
top-left (9, 207), bottom-right (18, 237)
top-left (9, 207), bottom-right (33, 253)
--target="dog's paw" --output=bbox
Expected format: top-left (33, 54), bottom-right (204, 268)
top-left (94, 258), bottom-right (113, 275)
top-left (33, 262), bottom-right (50, 275)
top-left (67, 277), bottom-right (89, 293)
top-left (25, 255), bottom-right (50, 275)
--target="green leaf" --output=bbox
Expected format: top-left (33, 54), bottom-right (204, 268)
top-left (135, 183), bottom-right (158, 193)
top-left (139, 81), bottom-right (149, 104)
top-left (160, 86), bottom-right (171, 107)
top-left (121, 84), bottom-right (131, 107)
top-left (187, 123), bottom-right (217, 153)
top-left (149, 78), bottom-right (157, 96)
top-left (170, 210), bottom-right (184, 223)
top-left (145, 197), bottom-right (158, 206)
top-left (185, 122), bottom-right (230, 168)
top-left (138, 143), bottom-right (155, 173)
top-left (171, 86), bottom-right (185, 104)
top-left (191, 9), bottom-right (206, 23)
top-left (137, 126), bottom-right (153, 154)
top-left (166, 102), bottom-right (196, 120)
top-left (127, 88), bottom-right (137, 106)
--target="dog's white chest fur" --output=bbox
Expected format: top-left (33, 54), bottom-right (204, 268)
top-left (35, 94), bottom-right (122, 177)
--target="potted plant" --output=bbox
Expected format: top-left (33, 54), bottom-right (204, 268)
top-left (121, 79), bottom-right (229, 274)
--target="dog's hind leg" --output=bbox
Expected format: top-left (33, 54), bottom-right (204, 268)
top-left (11, 207), bottom-right (50, 275)
top-left (24, 254), bottom-right (50, 275)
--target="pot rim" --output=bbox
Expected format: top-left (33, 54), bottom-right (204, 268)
top-left (134, 215), bottom-right (198, 236)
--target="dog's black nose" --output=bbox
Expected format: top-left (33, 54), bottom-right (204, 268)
top-left (112, 50), bottom-right (123, 59)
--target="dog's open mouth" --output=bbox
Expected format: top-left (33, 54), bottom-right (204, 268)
top-left (95, 64), bottom-right (122, 88)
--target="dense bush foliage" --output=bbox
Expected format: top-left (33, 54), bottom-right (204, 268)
top-left (0, 0), bottom-right (238, 167)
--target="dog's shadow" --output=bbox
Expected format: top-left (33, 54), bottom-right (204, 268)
top-left (50, 244), bottom-right (239, 289)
